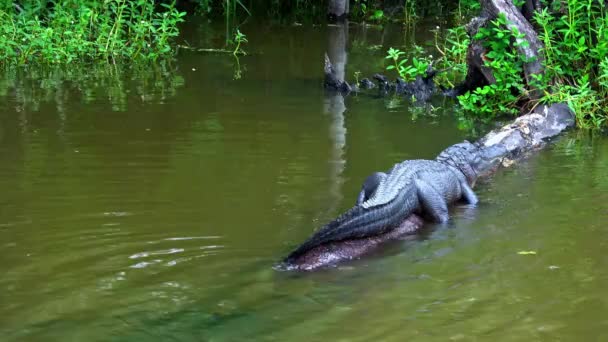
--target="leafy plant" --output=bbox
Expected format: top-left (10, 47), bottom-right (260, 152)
top-left (434, 25), bottom-right (470, 87)
top-left (425, 0), bottom-right (608, 128)
top-left (532, 0), bottom-right (608, 128)
top-left (385, 47), bottom-right (432, 82)
top-left (369, 9), bottom-right (385, 22)
top-left (232, 29), bottom-right (248, 56)
top-left (0, 0), bottom-right (186, 65)
top-left (403, 0), bottom-right (418, 24)
top-left (352, 0), bottom-right (368, 19)
top-left (456, 13), bottom-right (528, 118)
top-left (354, 71), bottom-right (362, 85)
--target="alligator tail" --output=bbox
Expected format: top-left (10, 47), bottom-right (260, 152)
top-left (283, 206), bottom-right (363, 262)
top-left (284, 198), bottom-right (409, 263)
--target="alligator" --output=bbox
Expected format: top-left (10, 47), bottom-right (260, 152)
top-left (283, 141), bottom-right (506, 264)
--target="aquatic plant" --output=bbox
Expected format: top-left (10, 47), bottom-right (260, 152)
top-left (191, 0), bottom-right (250, 16)
top-left (232, 29), bottom-right (248, 56)
top-left (368, 9), bottom-right (385, 22)
top-left (0, 1), bottom-right (186, 65)
top-left (384, 0), bottom-right (477, 91)
top-left (385, 47), bottom-right (432, 82)
top-left (230, 29), bottom-right (247, 79)
top-left (354, 71), bottom-right (362, 85)
top-left (434, 25), bottom-right (469, 87)
top-left (403, 0), bottom-right (418, 25)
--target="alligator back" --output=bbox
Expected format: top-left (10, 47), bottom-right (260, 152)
top-left (284, 160), bottom-right (434, 262)
top-left (361, 160), bottom-right (438, 208)
top-left (284, 190), bottom-right (417, 262)
top-left (283, 145), bottom-right (482, 267)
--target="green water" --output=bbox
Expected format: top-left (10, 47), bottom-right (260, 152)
top-left (1, 21), bottom-right (608, 341)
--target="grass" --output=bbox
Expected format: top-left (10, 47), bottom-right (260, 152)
top-left (0, 1), bottom-right (186, 65)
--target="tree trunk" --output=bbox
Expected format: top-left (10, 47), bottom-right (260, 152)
top-left (326, 21), bottom-right (348, 84)
top-left (328, 0), bottom-right (349, 20)
top-left (521, 0), bottom-right (542, 22)
top-left (324, 21), bottom-right (351, 92)
top-left (460, 0), bottom-right (544, 100)
top-left (323, 21), bottom-right (349, 213)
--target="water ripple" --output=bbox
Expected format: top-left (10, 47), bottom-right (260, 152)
top-left (164, 236), bottom-right (222, 241)
top-left (129, 248), bottom-right (185, 259)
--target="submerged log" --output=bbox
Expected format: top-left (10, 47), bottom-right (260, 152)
top-left (284, 215), bottom-right (425, 271)
top-left (280, 103), bottom-right (574, 271)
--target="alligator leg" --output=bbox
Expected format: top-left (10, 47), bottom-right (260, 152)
top-left (459, 181), bottom-right (478, 205)
top-left (414, 179), bottom-right (449, 223)
top-left (356, 172), bottom-right (387, 205)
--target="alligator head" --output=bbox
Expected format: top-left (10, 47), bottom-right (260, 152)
top-left (436, 141), bottom-right (507, 185)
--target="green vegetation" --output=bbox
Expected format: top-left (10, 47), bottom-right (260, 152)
top-left (385, 0), bottom-right (608, 128)
top-left (403, 0), bottom-right (418, 25)
top-left (459, 0), bottom-right (608, 127)
top-left (533, 0), bottom-right (608, 128)
top-left (385, 47), bottom-right (432, 81)
top-left (471, 0), bottom-right (608, 128)
top-left (434, 26), bottom-right (469, 87)
top-left (459, 13), bottom-right (529, 117)
top-left (0, 1), bottom-right (186, 65)
top-left (383, 0), bottom-right (476, 94)
top-left (0, 0), bottom-right (448, 66)
top-left (231, 29), bottom-right (248, 56)
top-left (349, 0), bottom-right (457, 24)
top-left (3, 0), bottom-right (607, 128)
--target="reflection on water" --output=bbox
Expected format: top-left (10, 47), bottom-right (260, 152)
top-left (0, 62), bottom-right (184, 113)
top-left (1, 20), bottom-right (608, 341)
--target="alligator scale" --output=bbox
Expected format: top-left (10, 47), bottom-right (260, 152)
top-left (283, 142), bottom-right (499, 265)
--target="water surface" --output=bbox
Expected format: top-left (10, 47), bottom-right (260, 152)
top-left (1, 21), bottom-right (607, 341)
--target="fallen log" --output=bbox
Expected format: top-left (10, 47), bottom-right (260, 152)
top-left (289, 0), bottom-right (577, 271)
top-left (279, 103), bottom-right (574, 271)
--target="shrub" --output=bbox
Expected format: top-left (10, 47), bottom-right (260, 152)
top-left (0, 1), bottom-right (186, 65)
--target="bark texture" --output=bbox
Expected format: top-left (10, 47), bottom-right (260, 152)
top-left (328, 0), bottom-right (349, 20)
top-left (324, 21), bottom-right (351, 92)
top-left (521, 0), bottom-right (542, 22)
top-left (459, 0), bottom-right (544, 99)
top-left (324, 21), bottom-right (349, 215)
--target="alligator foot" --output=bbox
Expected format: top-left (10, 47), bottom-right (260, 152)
top-left (280, 214), bottom-right (425, 271)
